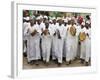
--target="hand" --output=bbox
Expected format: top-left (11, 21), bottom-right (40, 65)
top-left (53, 32), bottom-right (56, 36)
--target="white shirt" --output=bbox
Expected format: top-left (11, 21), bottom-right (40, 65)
top-left (49, 23), bottom-right (57, 36)
top-left (57, 24), bottom-right (66, 39)
top-left (34, 22), bottom-right (45, 34)
top-left (80, 27), bottom-right (87, 33)
top-left (23, 22), bottom-right (31, 40)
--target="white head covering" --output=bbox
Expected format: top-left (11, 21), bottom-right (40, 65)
top-left (43, 15), bottom-right (48, 19)
top-left (81, 22), bottom-right (85, 26)
top-left (36, 16), bottom-right (41, 20)
top-left (86, 20), bottom-right (91, 24)
top-left (57, 17), bottom-right (62, 20)
top-left (49, 20), bottom-right (52, 23)
top-left (68, 17), bottom-right (71, 21)
top-left (63, 19), bottom-right (68, 23)
top-left (39, 15), bottom-right (43, 19)
top-left (23, 16), bottom-right (30, 21)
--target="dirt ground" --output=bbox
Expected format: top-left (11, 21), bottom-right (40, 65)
top-left (23, 56), bottom-right (90, 69)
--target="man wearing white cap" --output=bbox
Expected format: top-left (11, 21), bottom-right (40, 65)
top-left (41, 21), bottom-right (52, 65)
top-left (35, 16), bottom-right (45, 34)
top-left (84, 23), bottom-right (91, 66)
top-left (79, 22), bottom-right (87, 64)
top-left (26, 19), bottom-right (41, 65)
top-left (23, 16), bottom-right (30, 57)
top-left (53, 19), bottom-right (66, 66)
top-left (65, 19), bottom-right (78, 65)
top-left (50, 18), bottom-right (58, 61)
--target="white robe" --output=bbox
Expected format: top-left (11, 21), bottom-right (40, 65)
top-left (53, 24), bottom-right (66, 63)
top-left (80, 27), bottom-right (87, 60)
top-left (23, 22), bottom-right (30, 53)
top-left (73, 25), bottom-right (81, 58)
top-left (41, 33), bottom-right (52, 62)
top-left (65, 24), bottom-right (77, 62)
top-left (35, 22), bottom-right (45, 34)
top-left (27, 26), bottom-right (41, 62)
top-left (49, 23), bottom-right (58, 60)
top-left (85, 28), bottom-right (91, 62)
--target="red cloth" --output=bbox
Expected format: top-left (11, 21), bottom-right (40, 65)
top-left (78, 16), bottom-right (83, 24)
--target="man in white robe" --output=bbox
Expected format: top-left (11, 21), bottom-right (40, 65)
top-left (73, 24), bottom-right (81, 59)
top-left (80, 24), bottom-right (87, 64)
top-left (65, 20), bottom-right (78, 65)
top-left (35, 17), bottom-right (45, 34)
top-left (49, 19), bottom-right (58, 60)
top-left (41, 21), bottom-right (52, 65)
top-left (23, 17), bottom-right (30, 56)
top-left (53, 19), bottom-right (66, 66)
top-left (26, 20), bottom-right (41, 65)
top-left (85, 23), bottom-right (91, 66)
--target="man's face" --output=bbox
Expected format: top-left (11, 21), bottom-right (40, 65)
top-left (37, 20), bottom-right (41, 25)
top-left (30, 20), bottom-right (35, 26)
top-left (85, 23), bottom-right (89, 29)
top-left (59, 19), bottom-right (63, 25)
top-left (45, 20), bottom-right (49, 29)
top-left (53, 19), bottom-right (56, 24)
top-left (71, 20), bottom-right (74, 25)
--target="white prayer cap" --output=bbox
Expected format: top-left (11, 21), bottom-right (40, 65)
top-left (44, 15), bottom-right (48, 19)
top-left (63, 19), bottom-right (68, 23)
top-left (49, 20), bottom-right (52, 22)
top-left (71, 16), bottom-right (75, 20)
top-left (39, 15), bottom-right (43, 19)
top-left (81, 22), bottom-right (85, 26)
top-left (86, 20), bottom-right (90, 24)
top-left (68, 17), bottom-right (71, 21)
top-left (36, 16), bottom-right (41, 20)
top-left (52, 17), bottom-right (56, 20)
top-left (57, 17), bottom-right (62, 20)
top-left (23, 16), bottom-right (30, 21)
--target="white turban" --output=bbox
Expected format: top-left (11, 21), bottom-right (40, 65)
top-left (23, 16), bottom-right (30, 21)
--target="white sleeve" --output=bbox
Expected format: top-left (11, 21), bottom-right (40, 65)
top-left (76, 26), bottom-right (81, 36)
top-left (60, 26), bottom-right (66, 38)
top-left (41, 23), bottom-right (45, 30)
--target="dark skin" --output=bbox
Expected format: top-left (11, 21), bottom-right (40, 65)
top-left (37, 19), bottom-right (41, 25)
top-left (81, 25), bottom-right (85, 29)
top-left (53, 19), bottom-right (56, 25)
top-left (68, 20), bottom-right (71, 25)
top-left (86, 15), bottom-right (90, 20)
top-left (57, 30), bottom-right (61, 39)
top-left (85, 23), bottom-right (90, 37)
top-left (58, 19), bottom-right (63, 26)
top-left (41, 21), bottom-right (50, 35)
top-left (52, 19), bottom-right (57, 36)
top-left (30, 20), bottom-right (35, 26)
top-left (45, 23), bottom-right (49, 29)
top-left (30, 19), bottom-right (37, 36)
top-left (70, 20), bottom-right (75, 26)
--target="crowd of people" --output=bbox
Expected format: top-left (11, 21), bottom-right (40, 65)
top-left (23, 11), bottom-right (91, 67)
